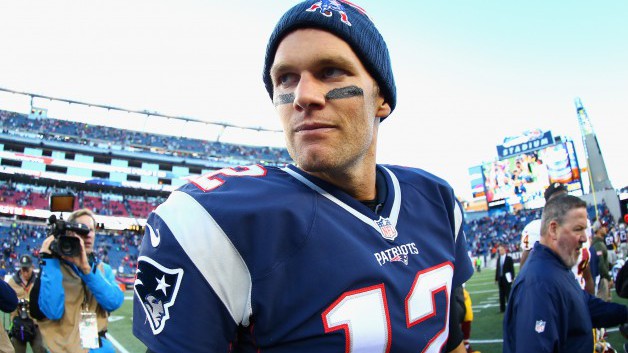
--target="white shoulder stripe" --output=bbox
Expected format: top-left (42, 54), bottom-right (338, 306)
top-left (454, 201), bottom-right (462, 242)
top-left (154, 191), bottom-right (252, 326)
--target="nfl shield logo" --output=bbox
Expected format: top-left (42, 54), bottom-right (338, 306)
top-left (375, 216), bottom-right (398, 241)
top-left (535, 320), bottom-right (546, 333)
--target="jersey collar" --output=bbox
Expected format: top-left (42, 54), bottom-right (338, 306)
top-left (283, 164), bottom-right (401, 239)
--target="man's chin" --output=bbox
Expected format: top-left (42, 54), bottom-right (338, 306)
top-left (295, 155), bottom-right (337, 174)
top-left (563, 256), bottom-right (578, 268)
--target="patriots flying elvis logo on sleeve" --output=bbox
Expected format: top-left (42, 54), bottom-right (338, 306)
top-left (134, 256), bottom-right (184, 335)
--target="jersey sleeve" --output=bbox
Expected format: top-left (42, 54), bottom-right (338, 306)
top-left (452, 201), bottom-right (473, 288)
top-left (521, 220), bottom-right (541, 252)
top-left (132, 190), bottom-right (252, 353)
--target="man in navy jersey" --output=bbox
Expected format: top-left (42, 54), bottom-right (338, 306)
top-left (133, 1), bottom-right (473, 352)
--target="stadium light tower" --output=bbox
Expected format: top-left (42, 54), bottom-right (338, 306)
top-left (575, 98), bottom-right (613, 217)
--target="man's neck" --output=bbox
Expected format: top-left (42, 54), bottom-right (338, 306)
top-left (19, 273), bottom-right (29, 284)
top-left (306, 165), bottom-right (377, 201)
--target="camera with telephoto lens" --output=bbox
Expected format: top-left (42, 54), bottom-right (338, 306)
top-left (48, 193), bottom-right (89, 258)
top-left (17, 299), bottom-right (29, 319)
top-left (48, 214), bottom-right (89, 257)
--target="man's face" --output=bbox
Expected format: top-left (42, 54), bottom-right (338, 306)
top-left (553, 207), bottom-right (588, 268)
top-left (20, 267), bottom-right (33, 281)
top-left (498, 246), bottom-right (506, 256)
top-left (270, 29), bottom-right (391, 177)
top-left (72, 214), bottom-right (96, 254)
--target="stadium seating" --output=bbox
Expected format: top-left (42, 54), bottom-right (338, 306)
top-left (0, 109), bottom-right (292, 165)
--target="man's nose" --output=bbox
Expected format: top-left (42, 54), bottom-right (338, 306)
top-left (293, 73), bottom-right (325, 111)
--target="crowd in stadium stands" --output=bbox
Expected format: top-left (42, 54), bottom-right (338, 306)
top-left (0, 181), bottom-right (165, 219)
top-left (0, 218), bottom-right (141, 277)
top-left (465, 200), bottom-right (616, 266)
top-left (0, 109), bottom-right (292, 165)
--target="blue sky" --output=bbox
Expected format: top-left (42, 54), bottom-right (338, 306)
top-left (0, 0), bottom-right (626, 200)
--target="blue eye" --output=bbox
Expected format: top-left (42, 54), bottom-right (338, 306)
top-left (322, 67), bottom-right (344, 78)
top-left (277, 73), bottom-right (297, 87)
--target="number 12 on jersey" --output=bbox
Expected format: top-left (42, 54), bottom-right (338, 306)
top-left (322, 262), bottom-right (454, 353)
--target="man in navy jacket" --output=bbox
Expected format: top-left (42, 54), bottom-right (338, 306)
top-left (503, 195), bottom-right (627, 352)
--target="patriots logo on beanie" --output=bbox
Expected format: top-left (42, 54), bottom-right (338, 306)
top-left (263, 0), bottom-right (396, 115)
top-left (306, 1), bottom-right (354, 26)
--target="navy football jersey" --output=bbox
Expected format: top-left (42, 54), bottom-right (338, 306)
top-left (605, 233), bottom-right (616, 249)
top-left (133, 164), bottom-right (473, 353)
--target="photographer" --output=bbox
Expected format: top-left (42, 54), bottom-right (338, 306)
top-left (0, 277), bottom-right (18, 353)
top-left (7, 255), bottom-right (45, 353)
top-left (30, 209), bottom-right (124, 353)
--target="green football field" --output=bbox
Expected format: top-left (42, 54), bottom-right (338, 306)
top-left (94, 266), bottom-right (628, 352)
top-left (465, 264), bottom-right (627, 353)
top-left (103, 292), bottom-right (146, 353)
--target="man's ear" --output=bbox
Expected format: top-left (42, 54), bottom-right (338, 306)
top-left (548, 221), bottom-right (559, 241)
top-left (376, 100), bottom-right (392, 119)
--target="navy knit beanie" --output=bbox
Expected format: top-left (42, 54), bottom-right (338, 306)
top-left (263, 0), bottom-right (396, 114)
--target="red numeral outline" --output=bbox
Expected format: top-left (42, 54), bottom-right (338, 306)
top-left (323, 262), bottom-right (453, 353)
top-left (190, 165), bottom-right (267, 192)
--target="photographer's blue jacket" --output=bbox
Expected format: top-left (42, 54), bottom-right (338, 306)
top-left (503, 242), bottom-right (628, 352)
top-left (39, 257), bottom-right (123, 319)
top-left (37, 256), bottom-right (124, 353)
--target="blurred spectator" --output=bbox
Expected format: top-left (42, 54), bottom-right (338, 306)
top-left (0, 275), bottom-right (18, 353)
top-left (592, 219), bottom-right (613, 302)
top-left (7, 255), bottom-right (45, 353)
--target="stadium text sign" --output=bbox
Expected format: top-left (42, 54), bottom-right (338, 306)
top-left (496, 131), bottom-right (553, 159)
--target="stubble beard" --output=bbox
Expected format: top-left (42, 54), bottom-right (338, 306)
top-left (290, 139), bottom-right (353, 175)
top-left (560, 248), bottom-right (579, 268)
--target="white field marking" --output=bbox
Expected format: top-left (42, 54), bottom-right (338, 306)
top-left (478, 298), bottom-right (498, 304)
top-left (474, 303), bottom-right (499, 309)
top-left (465, 282), bottom-right (496, 288)
top-left (468, 289), bottom-right (498, 295)
top-left (469, 339), bottom-right (502, 344)
top-left (106, 333), bottom-right (131, 353)
top-left (468, 327), bottom-right (619, 345)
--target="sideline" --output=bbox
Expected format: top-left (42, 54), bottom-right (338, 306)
top-left (106, 333), bottom-right (132, 353)
top-left (469, 327), bottom-right (619, 345)
top-left (468, 288), bottom-right (498, 295)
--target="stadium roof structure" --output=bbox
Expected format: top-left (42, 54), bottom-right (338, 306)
top-left (0, 86), bottom-right (285, 148)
